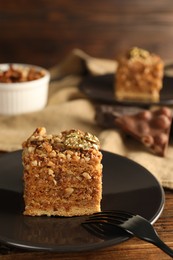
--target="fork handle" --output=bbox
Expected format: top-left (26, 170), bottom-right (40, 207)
top-left (145, 235), bottom-right (173, 257)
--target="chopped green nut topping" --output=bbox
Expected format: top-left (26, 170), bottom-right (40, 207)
top-left (64, 130), bottom-right (100, 150)
top-left (129, 47), bottom-right (150, 59)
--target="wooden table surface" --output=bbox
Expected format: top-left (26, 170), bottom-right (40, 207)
top-left (1, 0), bottom-right (173, 68)
top-left (1, 1), bottom-right (173, 259)
top-left (0, 189), bottom-right (172, 260)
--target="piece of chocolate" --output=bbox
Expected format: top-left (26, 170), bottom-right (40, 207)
top-left (95, 105), bottom-right (172, 157)
top-left (95, 105), bottom-right (144, 128)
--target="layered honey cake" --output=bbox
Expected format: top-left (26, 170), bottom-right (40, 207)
top-left (115, 47), bottom-right (164, 101)
top-left (22, 127), bottom-right (103, 217)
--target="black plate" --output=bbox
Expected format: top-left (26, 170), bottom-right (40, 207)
top-left (0, 150), bottom-right (164, 252)
top-left (79, 73), bottom-right (173, 106)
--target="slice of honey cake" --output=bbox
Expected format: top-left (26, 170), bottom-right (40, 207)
top-left (115, 47), bottom-right (164, 101)
top-left (22, 127), bottom-right (102, 217)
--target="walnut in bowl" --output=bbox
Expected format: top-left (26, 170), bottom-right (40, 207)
top-left (0, 64), bottom-right (50, 115)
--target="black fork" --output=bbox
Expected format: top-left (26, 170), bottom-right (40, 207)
top-left (82, 210), bottom-right (173, 257)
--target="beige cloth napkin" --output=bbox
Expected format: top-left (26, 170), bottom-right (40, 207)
top-left (0, 49), bottom-right (173, 189)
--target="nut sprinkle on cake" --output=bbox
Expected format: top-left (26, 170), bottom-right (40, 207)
top-left (22, 127), bottom-right (102, 217)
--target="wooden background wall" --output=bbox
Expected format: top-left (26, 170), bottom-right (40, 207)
top-left (0, 0), bottom-right (173, 68)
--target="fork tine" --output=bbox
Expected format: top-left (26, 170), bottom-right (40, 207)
top-left (82, 222), bottom-right (110, 239)
top-left (88, 210), bottom-right (135, 223)
top-left (86, 216), bottom-right (124, 225)
top-left (83, 221), bottom-right (126, 239)
top-left (92, 210), bottom-right (134, 219)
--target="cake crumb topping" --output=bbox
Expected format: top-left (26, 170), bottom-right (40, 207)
top-left (24, 127), bottom-right (100, 151)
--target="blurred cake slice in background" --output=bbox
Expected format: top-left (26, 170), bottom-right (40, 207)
top-left (115, 47), bottom-right (164, 101)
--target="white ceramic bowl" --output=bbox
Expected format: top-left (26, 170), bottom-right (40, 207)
top-left (0, 64), bottom-right (50, 115)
